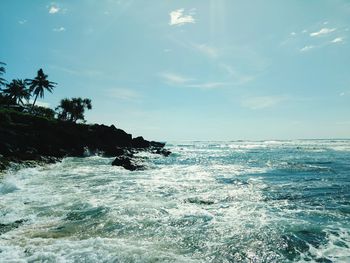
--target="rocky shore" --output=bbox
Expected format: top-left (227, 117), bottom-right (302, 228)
top-left (0, 109), bottom-right (170, 171)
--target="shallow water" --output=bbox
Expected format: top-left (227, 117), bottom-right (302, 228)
top-left (0, 140), bottom-right (349, 262)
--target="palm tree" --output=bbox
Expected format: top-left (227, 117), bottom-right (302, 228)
top-left (2, 79), bottom-right (30, 105)
top-left (56, 97), bottom-right (92, 123)
top-left (0, 62), bottom-right (6, 87)
top-left (26, 68), bottom-right (56, 111)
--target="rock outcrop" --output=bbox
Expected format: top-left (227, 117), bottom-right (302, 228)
top-left (111, 155), bottom-right (144, 171)
top-left (0, 109), bottom-right (171, 171)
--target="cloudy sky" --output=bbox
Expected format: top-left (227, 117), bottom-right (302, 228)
top-left (1, 0), bottom-right (349, 141)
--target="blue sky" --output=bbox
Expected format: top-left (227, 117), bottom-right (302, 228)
top-left (0, 0), bottom-right (349, 141)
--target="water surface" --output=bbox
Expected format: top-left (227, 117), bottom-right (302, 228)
top-left (1, 140), bottom-right (349, 262)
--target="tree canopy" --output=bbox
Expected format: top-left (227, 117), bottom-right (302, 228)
top-left (0, 63), bottom-right (93, 123)
top-left (26, 68), bottom-right (57, 111)
top-left (2, 79), bottom-right (30, 105)
top-left (0, 62), bottom-right (6, 87)
top-left (56, 97), bottom-right (92, 123)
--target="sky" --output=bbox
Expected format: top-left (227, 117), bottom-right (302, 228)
top-left (0, 0), bottom-right (350, 141)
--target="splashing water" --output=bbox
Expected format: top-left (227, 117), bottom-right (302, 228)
top-left (0, 140), bottom-right (349, 262)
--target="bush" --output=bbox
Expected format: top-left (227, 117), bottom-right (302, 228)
top-left (0, 93), bottom-right (15, 106)
top-left (24, 104), bottom-right (55, 119)
top-left (33, 106), bottom-right (55, 119)
top-left (0, 110), bottom-right (11, 124)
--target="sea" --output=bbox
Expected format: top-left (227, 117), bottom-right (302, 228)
top-left (0, 140), bottom-right (349, 262)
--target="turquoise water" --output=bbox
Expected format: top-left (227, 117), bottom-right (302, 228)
top-left (0, 140), bottom-right (349, 262)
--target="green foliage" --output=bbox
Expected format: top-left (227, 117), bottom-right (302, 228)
top-left (0, 108), bottom-right (57, 126)
top-left (27, 105), bottom-right (56, 119)
top-left (26, 68), bottom-right (56, 111)
top-left (0, 64), bottom-right (94, 124)
top-left (0, 109), bottom-right (12, 124)
top-left (0, 61), bottom-right (6, 87)
top-left (1, 79), bottom-right (30, 105)
top-left (0, 93), bottom-right (15, 106)
top-left (56, 97), bottom-right (92, 123)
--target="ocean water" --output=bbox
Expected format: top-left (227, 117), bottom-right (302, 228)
top-left (0, 140), bottom-right (349, 263)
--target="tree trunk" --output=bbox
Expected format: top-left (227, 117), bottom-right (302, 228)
top-left (31, 93), bottom-right (38, 113)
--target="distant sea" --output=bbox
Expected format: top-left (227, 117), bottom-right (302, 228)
top-left (1, 140), bottom-right (349, 262)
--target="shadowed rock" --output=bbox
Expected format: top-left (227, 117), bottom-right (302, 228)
top-left (132, 136), bottom-right (150, 148)
top-left (0, 219), bottom-right (26, 235)
top-left (112, 155), bottom-right (144, 171)
top-left (154, 148), bottom-right (172, 157)
top-left (0, 109), bottom-right (171, 171)
top-left (185, 197), bottom-right (215, 205)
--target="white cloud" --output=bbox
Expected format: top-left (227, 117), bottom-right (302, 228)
top-left (300, 45), bottom-right (314, 52)
top-left (49, 65), bottom-right (106, 77)
top-left (53, 27), bottom-right (66, 32)
top-left (169, 9), bottom-right (195, 26)
top-left (340, 92), bottom-right (345, 96)
top-left (310, 27), bottom-right (336, 37)
top-left (167, 36), bottom-right (219, 58)
top-left (193, 44), bottom-right (219, 58)
top-left (221, 64), bottom-right (237, 76)
top-left (220, 64), bottom-right (256, 85)
top-left (18, 20), bottom-right (27, 25)
top-left (186, 82), bottom-right (228, 89)
top-left (331, 37), bottom-right (343, 43)
top-left (241, 96), bottom-right (286, 110)
top-left (161, 72), bottom-right (193, 84)
top-left (335, 120), bottom-right (350, 125)
top-left (108, 88), bottom-right (141, 101)
top-left (290, 32), bottom-right (296, 36)
top-left (49, 5), bottom-right (60, 14)
top-left (160, 72), bottom-right (229, 90)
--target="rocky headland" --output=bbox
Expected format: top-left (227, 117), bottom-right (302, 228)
top-left (0, 109), bottom-right (171, 172)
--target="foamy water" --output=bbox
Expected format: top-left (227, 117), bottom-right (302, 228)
top-left (0, 140), bottom-right (349, 262)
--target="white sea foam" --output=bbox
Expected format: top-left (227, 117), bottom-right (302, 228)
top-left (0, 178), bottom-right (19, 195)
top-left (0, 140), bottom-right (349, 262)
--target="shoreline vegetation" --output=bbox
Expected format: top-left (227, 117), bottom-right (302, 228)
top-left (0, 62), bottom-right (171, 172)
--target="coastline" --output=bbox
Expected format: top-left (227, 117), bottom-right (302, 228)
top-left (0, 109), bottom-right (170, 172)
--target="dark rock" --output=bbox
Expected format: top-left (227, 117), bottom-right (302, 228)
top-left (39, 156), bottom-right (61, 164)
top-left (113, 147), bottom-right (133, 157)
top-left (0, 109), bottom-right (171, 171)
top-left (0, 156), bottom-right (9, 171)
top-left (112, 155), bottom-right (144, 171)
top-left (132, 136), bottom-right (150, 148)
top-left (0, 219), bottom-right (26, 235)
top-left (185, 197), bottom-right (215, 205)
top-left (155, 148), bottom-right (172, 157)
top-left (150, 141), bottom-right (166, 148)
